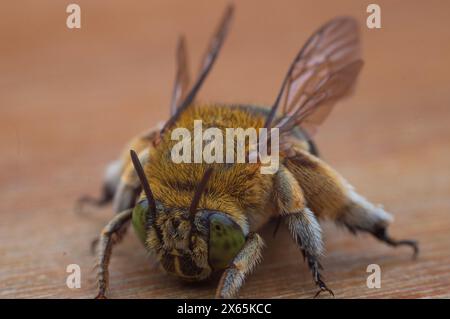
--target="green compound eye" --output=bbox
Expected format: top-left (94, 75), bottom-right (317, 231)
top-left (132, 200), bottom-right (149, 245)
top-left (208, 213), bottom-right (245, 270)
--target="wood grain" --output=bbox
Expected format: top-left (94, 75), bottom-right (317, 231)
top-left (1, 0), bottom-right (449, 299)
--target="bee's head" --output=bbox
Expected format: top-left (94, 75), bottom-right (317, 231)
top-left (140, 203), bottom-right (246, 281)
top-left (130, 151), bottom-right (246, 281)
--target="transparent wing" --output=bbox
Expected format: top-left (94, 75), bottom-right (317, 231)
top-left (265, 17), bottom-right (364, 136)
top-left (162, 4), bottom-right (234, 135)
top-left (170, 36), bottom-right (190, 116)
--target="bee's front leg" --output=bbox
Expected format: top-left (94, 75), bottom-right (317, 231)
top-left (215, 232), bottom-right (264, 299)
top-left (94, 209), bottom-right (132, 299)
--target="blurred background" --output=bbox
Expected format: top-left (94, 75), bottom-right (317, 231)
top-left (1, 0), bottom-right (449, 298)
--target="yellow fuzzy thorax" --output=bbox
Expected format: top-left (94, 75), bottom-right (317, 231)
top-left (145, 104), bottom-right (276, 230)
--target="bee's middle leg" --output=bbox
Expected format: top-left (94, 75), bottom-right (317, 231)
top-left (285, 209), bottom-right (333, 297)
top-left (274, 166), bottom-right (333, 297)
top-left (76, 126), bottom-right (158, 215)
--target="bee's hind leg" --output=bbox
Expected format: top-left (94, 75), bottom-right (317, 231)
top-left (274, 166), bottom-right (333, 298)
top-left (75, 184), bottom-right (114, 213)
top-left (337, 190), bottom-right (419, 258)
top-left (283, 146), bottom-right (418, 260)
top-left (75, 159), bottom-right (123, 215)
top-left (94, 209), bottom-right (132, 299)
top-left (372, 226), bottom-right (419, 258)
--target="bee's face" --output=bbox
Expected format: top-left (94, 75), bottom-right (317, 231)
top-left (133, 200), bottom-right (246, 281)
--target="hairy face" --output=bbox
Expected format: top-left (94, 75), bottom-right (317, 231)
top-left (155, 207), bottom-right (211, 280)
top-left (136, 201), bottom-right (246, 281)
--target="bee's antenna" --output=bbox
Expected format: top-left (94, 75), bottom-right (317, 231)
top-left (189, 167), bottom-right (214, 215)
top-left (130, 150), bottom-right (157, 214)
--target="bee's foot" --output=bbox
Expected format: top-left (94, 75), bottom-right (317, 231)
top-left (74, 196), bottom-right (99, 215)
top-left (94, 293), bottom-right (107, 299)
top-left (314, 279), bottom-right (335, 298)
top-left (373, 228), bottom-right (419, 260)
top-left (74, 189), bottom-right (113, 216)
top-left (403, 240), bottom-right (419, 260)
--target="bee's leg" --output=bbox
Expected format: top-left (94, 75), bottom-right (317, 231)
top-left (336, 190), bottom-right (419, 258)
top-left (95, 208), bottom-right (132, 299)
top-left (112, 148), bottom-right (149, 213)
top-left (284, 146), bottom-right (418, 258)
top-left (285, 209), bottom-right (332, 297)
top-left (274, 166), bottom-right (332, 297)
top-left (76, 126), bottom-right (159, 215)
top-left (75, 159), bottom-right (123, 214)
top-left (215, 233), bottom-right (264, 298)
top-left (90, 149), bottom-right (149, 254)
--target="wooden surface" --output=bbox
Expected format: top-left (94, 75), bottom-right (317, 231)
top-left (1, 0), bottom-right (450, 299)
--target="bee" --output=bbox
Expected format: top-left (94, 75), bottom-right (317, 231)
top-left (78, 5), bottom-right (418, 299)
